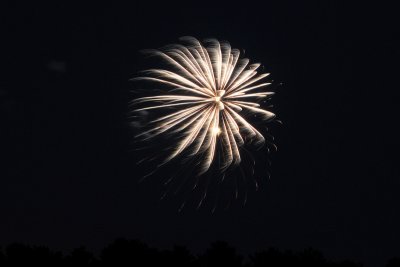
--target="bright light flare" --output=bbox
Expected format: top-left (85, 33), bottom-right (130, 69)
top-left (211, 127), bottom-right (221, 135)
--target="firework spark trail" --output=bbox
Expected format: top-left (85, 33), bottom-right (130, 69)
top-left (131, 37), bottom-right (275, 174)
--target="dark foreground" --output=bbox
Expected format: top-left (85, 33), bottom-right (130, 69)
top-left (1, 239), bottom-right (399, 267)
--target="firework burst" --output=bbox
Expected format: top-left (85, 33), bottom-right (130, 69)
top-left (131, 37), bottom-right (276, 177)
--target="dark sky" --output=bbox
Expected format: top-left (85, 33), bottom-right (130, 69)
top-left (2, 2), bottom-right (399, 267)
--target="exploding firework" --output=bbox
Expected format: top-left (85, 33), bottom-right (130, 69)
top-left (131, 37), bottom-right (275, 172)
top-left (130, 37), bottom-right (277, 209)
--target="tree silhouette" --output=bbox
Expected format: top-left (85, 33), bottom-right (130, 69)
top-left (330, 260), bottom-right (364, 267)
top-left (65, 246), bottom-right (98, 266)
top-left (387, 258), bottom-right (400, 267)
top-left (0, 247), bottom-right (5, 265)
top-left (250, 247), bottom-right (297, 267)
top-left (162, 245), bottom-right (196, 267)
top-left (5, 243), bottom-right (63, 266)
top-left (297, 248), bottom-right (327, 267)
top-left (3, 239), bottom-right (399, 266)
top-left (199, 241), bottom-right (242, 267)
top-left (100, 238), bottom-right (161, 267)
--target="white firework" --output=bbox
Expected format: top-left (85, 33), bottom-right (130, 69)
top-left (131, 37), bottom-right (275, 174)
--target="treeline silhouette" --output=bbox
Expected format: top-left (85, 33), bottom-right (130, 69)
top-left (0, 239), bottom-right (398, 267)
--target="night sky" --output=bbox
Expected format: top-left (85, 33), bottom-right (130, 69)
top-left (2, 2), bottom-right (399, 267)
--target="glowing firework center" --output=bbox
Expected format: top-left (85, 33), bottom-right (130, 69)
top-left (215, 90), bottom-right (225, 110)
